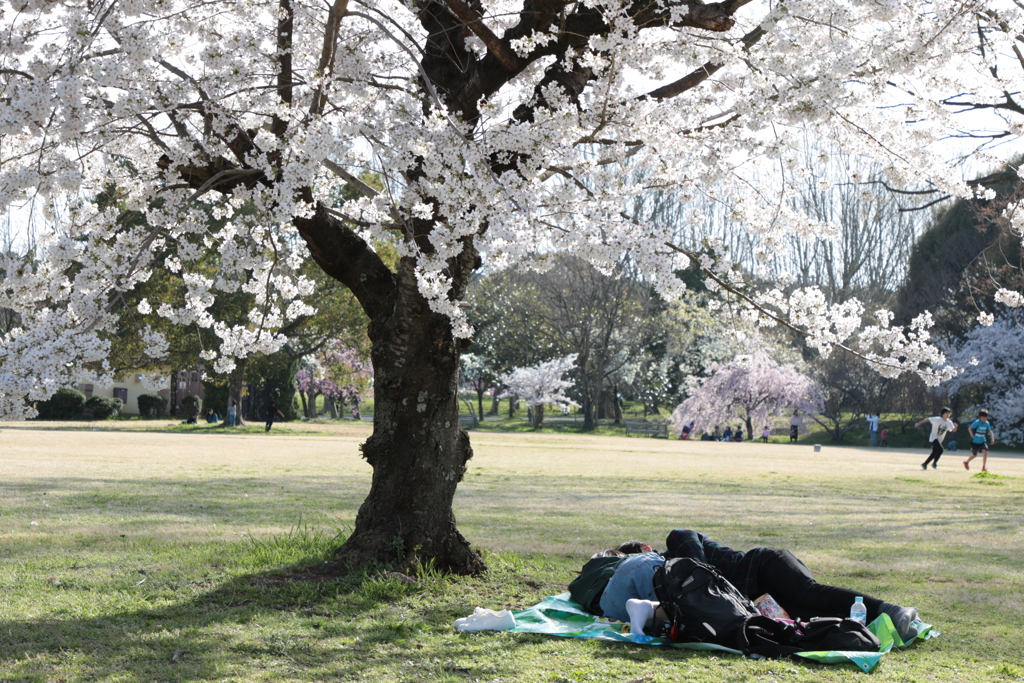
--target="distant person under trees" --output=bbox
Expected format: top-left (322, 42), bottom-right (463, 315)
top-left (866, 413), bottom-right (881, 447)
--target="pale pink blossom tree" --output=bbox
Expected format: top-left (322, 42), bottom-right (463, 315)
top-left (296, 342), bottom-right (373, 419)
top-left (671, 351), bottom-right (824, 440)
top-left (943, 315), bottom-right (1024, 445)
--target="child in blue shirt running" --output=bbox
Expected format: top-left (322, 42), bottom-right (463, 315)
top-left (964, 409), bottom-right (994, 472)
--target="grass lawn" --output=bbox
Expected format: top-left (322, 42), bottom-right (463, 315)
top-left (1, 423), bottom-right (1022, 682)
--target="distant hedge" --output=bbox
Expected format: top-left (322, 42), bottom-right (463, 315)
top-left (36, 387), bottom-right (86, 420)
top-left (85, 395), bottom-right (122, 420)
top-left (137, 394), bottom-right (167, 417)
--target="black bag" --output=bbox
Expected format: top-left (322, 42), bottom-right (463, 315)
top-left (568, 556), bottom-right (625, 615)
top-left (793, 617), bottom-right (881, 652)
top-left (739, 615), bottom-right (881, 658)
top-left (652, 557), bottom-right (759, 646)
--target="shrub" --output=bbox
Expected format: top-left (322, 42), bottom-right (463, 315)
top-left (36, 387), bottom-right (87, 420)
top-left (181, 393), bottom-right (202, 417)
top-left (85, 396), bottom-right (123, 420)
top-left (137, 394), bottom-right (167, 417)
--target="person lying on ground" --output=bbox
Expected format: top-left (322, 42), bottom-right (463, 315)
top-left (588, 530), bottom-right (923, 643)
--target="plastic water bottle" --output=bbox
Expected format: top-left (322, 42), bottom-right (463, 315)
top-left (850, 596), bottom-right (867, 625)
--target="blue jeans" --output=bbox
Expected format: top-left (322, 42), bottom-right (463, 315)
top-left (598, 552), bottom-right (664, 622)
top-left (870, 431), bottom-right (879, 447)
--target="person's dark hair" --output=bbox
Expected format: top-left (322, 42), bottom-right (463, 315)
top-left (940, 407), bottom-right (951, 416)
top-left (615, 540), bottom-right (653, 554)
top-left (979, 409), bottom-right (989, 417)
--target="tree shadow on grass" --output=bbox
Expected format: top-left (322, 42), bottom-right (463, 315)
top-left (0, 559), bottom-right (556, 682)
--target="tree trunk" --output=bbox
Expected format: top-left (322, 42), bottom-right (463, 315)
top-left (294, 200), bottom-right (483, 575)
top-left (326, 395), bottom-right (339, 419)
top-left (299, 389), bottom-right (309, 417)
top-left (533, 403), bottom-right (545, 428)
top-left (327, 258), bottom-right (483, 575)
top-left (582, 396), bottom-right (597, 431)
top-left (476, 388), bottom-right (485, 421)
top-left (488, 386), bottom-right (501, 416)
top-left (308, 390), bottom-right (321, 418)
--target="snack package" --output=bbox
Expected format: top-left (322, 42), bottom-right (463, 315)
top-left (754, 593), bottom-right (792, 621)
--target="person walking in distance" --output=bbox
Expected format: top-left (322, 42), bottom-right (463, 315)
top-left (916, 408), bottom-right (957, 470)
top-left (964, 410), bottom-right (994, 472)
top-left (265, 399), bottom-right (284, 432)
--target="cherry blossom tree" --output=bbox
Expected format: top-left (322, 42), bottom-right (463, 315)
top-left (943, 315), bottom-right (1024, 445)
top-left (297, 342), bottom-right (373, 417)
top-left (670, 350), bottom-right (823, 440)
top-left (499, 354), bottom-right (578, 428)
top-left (1, 0), bottom-right (1020, 573)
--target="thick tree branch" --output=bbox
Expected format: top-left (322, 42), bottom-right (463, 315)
top-left (293, 203), bottom-right (397, 321)
top-left (273, 0), bottom-right (295, 139)
top-left (310, 0), bottom-right (349, 117)
top-left (640, 24), bottom-right (766, 101)
top-left (438, 0), bottom-right (518, 71)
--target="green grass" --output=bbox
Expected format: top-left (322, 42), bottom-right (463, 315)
top-left (2, 427), bottom-right (1023, 682)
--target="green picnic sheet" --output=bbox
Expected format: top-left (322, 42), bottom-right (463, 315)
top-left (508, 593), bottom-right (939, 673)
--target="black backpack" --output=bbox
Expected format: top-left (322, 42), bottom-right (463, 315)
top-left (739, 615), bottom-right (881, 658)
top-left (652, 557), bottom-right (760, 646)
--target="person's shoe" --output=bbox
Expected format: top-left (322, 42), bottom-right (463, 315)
top-left (454, 607), bottom-right (516, 632)
top-left (921, 463), bottom-right (927, 470)
top-left (963, 461), bottom-right (970, 470)
top-left (982, 468), bottom-right (988, 472)
top-left (931, 464), bottom-right (938, 469)
top-left (883, 605), bottom-right (920, 642)
top-left (901, 617), bottom-right (925, 643)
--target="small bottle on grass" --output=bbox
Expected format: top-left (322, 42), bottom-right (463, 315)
top-left (850, 596), bottom-right (867, 625)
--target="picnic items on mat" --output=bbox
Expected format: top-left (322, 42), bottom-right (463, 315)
top-left (455, 593), bottom-right (938, 673)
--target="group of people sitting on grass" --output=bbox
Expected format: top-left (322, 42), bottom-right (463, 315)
top-left (696, 425), bottom-right (746, 442)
